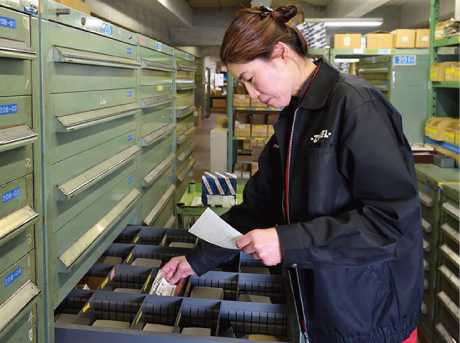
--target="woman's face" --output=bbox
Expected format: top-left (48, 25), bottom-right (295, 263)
top-left (228, 56), bottom-right (293, 109)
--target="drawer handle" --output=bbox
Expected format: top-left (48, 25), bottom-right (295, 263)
top-left (176, 158), bottom-right (196, 183)
top-left (141, 59), bottom-right (175, 72)
top-left (423, 259), bottom-right (429, 271)
top-left (374, 85), bottom-right (389, 91)
top-left (177, 145), bottom-right (195, 163)
top-left (422, 239), bottom-right (431, 252)
top-left (58, 188), bottom-right (141, 272)
top-left (0, 205), bottom-right (38, 243)
top-left (0, 37), bottom-right (36, 60)
top-left (143, 185), bottom-right (175, 226)
top-left (0, 281), bottom-right (40, 333)
top-left (177, 127), bottom-right (196, 145)
top-left (423, 279), bottom-right (429, 290)
top-left (56, 103), bottom-right (140, 132)
top-left (0, 125), bottom-right (38, 153)
top-left (141, 94), bottom-right (175, 108)
top-left (176, 105), bottom-right (196, 118)
top-left (418, 191), bottom-right (433, 207)
top-left (437, 291), bottom-right (460, 321)
top-left (358, 67), bottom-right (389, 74)
top-left (177, 63), bottom-right (196, 72)
top-left (440, 244), bottom-right (460, 269)
top-left (142, 153), bottom-right (175, 187)
top-left (57, 145), bottom-right (140, 200)
top-left (420, 302), bottom-right (428, 315)
top-left (165, 215), bottom-right (175, 228)
top-left (177, 83), bottom-right (196, 91)
top-left (438, 265), bottom-right (460, 292)
top-left (441, 223), bottom-right (460, 245)
top-left (142, 123), bottom-right (175, 147)
top-left (421, 218), bottom-right (432, 233)
top-left (54, 46), bottom-right (140, 69)
top-left (435, 323), bottom-right (454, 343)
top-left (442, 201), bottom-right (460, 221)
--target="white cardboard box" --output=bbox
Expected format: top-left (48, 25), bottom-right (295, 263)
top-left (210, 128), bottom-right (228, 172)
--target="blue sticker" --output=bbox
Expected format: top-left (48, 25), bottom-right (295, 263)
top-left (169, 176), bottom-right (172, 181)
top-left (168, 86), bottom-right (172, 91)
top-left (157, 42), bottom-right (162, 51)
top-left (2, 187), bottom-right (20, 204)
top-left (371, 57), bottom-right (376, 63)
top-left (127, 134), bottom-right (133, 141)
top-left (23, 6), bottom-right (38, 14)
top-left (185, 54), bottom-right (189, 60)
top-left (127, 48), bottom-right (132, 54)
top-left (0, 16), bottom-right (16, 29)
top-left (128, 177), bottom-right (133, 184)
top-left (377, 49), bottom-right (392, 54)
top-left (169, 115), bottom-right (172, 120)
top-left (169, 144), bottom-right (172, 149)
top-left (102, 23), bottom-right (113, 36)
top-left (425, 187), bottom-right (431, 193)
top-left (0, 104), bottom-right (18, 116)
top-left (5, 266), bottom-right (22, 288)
top-left (394, 55), bottom-right (416, 65)
top-left (127, 91), bottom-right (133, 97)
top-left (169, 57), bottom-right (172, 62)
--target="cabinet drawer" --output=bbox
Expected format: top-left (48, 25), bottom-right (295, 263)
top-left (151, 195), bottom-right (174, 228)
top-left (141, 166), bottom-right (174, 224)
top-left (0, 302), bottom-right (37, 343)
top-left (0, 96), bottom-right (32, 128)
top-left (0, 7), bottom-right (32, 45)
top-left (0, 222), bottom-right (34, 276)
top-left (442, 200), bottom-right (459, 228)
top-left (0, 174), bottom-right (33, 220)
top-left (176, 89), bottom-right (195, 107)
top-left (140, 69), bottom-right (173, 87)
top-left (0, 145), bottom-right (33, 185)
top-left (0, 251), bottom-right (36, 305)
top-left (176, 136), bottom-right (194, 163)
top-left (143, 184), bottom-right (175, 226)
top-left (141, 105), bottom-right (173, 141)
top-left (140, 133), bottom-right (173, 178)
top-left (436, 291), bottom-right (459, 342)
top-left (139, 48), bottom-right (174, 72)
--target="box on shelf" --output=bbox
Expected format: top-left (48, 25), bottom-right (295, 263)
top-left (215, 117), bottom-right (228, 128)
top-left (193, 107), bottom-right (201, 126)
top-left (415, 29), bottom-right (430, 48)
top-left (251, 124), bottom-right (268, 137)
top-left (250, 114), bottom-right (267, 125)
top-left (236, 111), bottom-right (251, 123)
top-left (365, 31), bottom-right (394, 49)
top-left (444, 121), bottom-right (460, 144)
top-left (392, 29), bottom-right (415, 48)
top-left (233, 94), bottom-right (251, 107)
top-left (55, 0), bottom-right (91, 14)
top-left (251, 162), bottom-right (258, 176)
top-left (201, 172), bottom-right (237, 206)
top-left (430, 63), bottom-right (440, 81)
top-left (333, 33), bottom-right (362, 49)
top-left (267, 125), bottom-right (275, 136)
top-left (210, 128), bottom-right (228, 172)
top-left (425, 117), bottom-right (460, 141)
top-left (252, 146), bottom-right (264, 162)
top-left (445, 62), bottom-right (460, 82)
top-left (267, 113), bottom-right (280, 124)
top-left (296, 22), bottom-right (327, 48)
top-left (234, 83), bottom-right (248, 94)
top-left (250, 98), bottom-right (266, 107)
top-left (212, 98), bottom-right (226, 108)
top-left (234, 122), bottom-right (251, 136)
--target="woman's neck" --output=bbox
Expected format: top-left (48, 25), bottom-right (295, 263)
top-left (292, 59), bottom-right (317, 97)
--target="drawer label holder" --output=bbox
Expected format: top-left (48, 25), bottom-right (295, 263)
top-left (5, 266), bottom-right (22, 288)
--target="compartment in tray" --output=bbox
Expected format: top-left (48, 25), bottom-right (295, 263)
top-left (163, 229), bottom-right (197, 247)
top-left (131, 296), bottom-right (182, 333)
top-left (55, 289), bottom-right (94, 324)
top-left (114, 226), bottom-right (143, 244)
top-left (237, 274), bottom-right (286, 304)
top-left (186, 271), bottom-right (238, 301)
top-left (100, 243), bottom-right (135, 264)
top-left (75, 264), bottom-right (114, 290)
top-left (176, 298), bottom-right (221, 337)
top-left (239, 252), bottom-right (282, 275)
top-left (122, 245), bottom-right (194, 268)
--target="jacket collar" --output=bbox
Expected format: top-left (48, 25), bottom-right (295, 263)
top-left (299, 59), bottom-right (340, 110)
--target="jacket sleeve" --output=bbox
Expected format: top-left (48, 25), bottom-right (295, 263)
top-left (276, 98), bottom-right (422, 269)
top-left (186, 135), bottom-right (283, 275)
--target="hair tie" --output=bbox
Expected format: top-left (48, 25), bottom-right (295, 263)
top-left (259, 5), bottom-right (273, 17)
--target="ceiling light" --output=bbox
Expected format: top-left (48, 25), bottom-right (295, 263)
top-left (305, 18), bottom-right (383, 27)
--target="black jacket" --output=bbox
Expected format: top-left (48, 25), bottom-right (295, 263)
top-left (187, 60), bottom-right (423, 343)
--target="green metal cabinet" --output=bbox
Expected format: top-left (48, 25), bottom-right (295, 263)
top-left (0, 2), bottom-right (42, 343)
top-left (415, 164), bottom-right (459, 342)
top-left (434, 184), bottom-right (459, 343)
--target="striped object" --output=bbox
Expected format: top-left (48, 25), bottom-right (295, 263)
top-left (201, 172), bottom-right (237, 206)
top-left (295, 22), bottom-right (327, 48)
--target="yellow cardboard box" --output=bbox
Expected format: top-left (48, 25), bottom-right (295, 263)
top-left (233, 94), bottom-right (251, 107)
top-left (251, 125), bottom-right (268, 137)
top-left (250, 98), bottom-right (266, 107)
top-left (415, 29), bottom-right (430, 48)
top-left (55, 0), bottom-right (90, 15)
top-left (445, 62), bottom-right (460, 82)
top-left (333, 34), bottom-right (361, 49)
top-left (234, 122), bottom-right (251, 137)
top-left (366, 31), bottom-right (393, 49)
top-left (392, 29), bottom-right (415, 48)
top-left (430, 63), bottom-right (440, 81)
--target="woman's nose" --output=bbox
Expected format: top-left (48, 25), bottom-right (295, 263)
top-left (245, 84), bottom-right (260, 99)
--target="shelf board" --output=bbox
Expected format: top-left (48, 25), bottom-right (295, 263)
top-left (331, 48), bottom-right (429, 58)
top-left (434, 37), bottom-right (460, 48)
top-left (432, 81), bottom-right (460, 89)
top-left (235, 136), bottom-right (269, 140)
top-left (234, 106), bottom-right (281, 111)
top-left (425, 137), bottom-right (460, 155)
top-left (236, 160), bottom-right (253, 164)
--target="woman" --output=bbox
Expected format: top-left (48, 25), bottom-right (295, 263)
top-left (163, 5), bottom-right (423, 343)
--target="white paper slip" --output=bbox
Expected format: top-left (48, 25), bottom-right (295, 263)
top-left (189, 208), bottom-right (242, 250)
top-left (149, 270), bottom-right (176, 296)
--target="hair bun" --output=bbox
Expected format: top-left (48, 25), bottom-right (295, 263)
top-left (272, 5), bottom-right (298, 24)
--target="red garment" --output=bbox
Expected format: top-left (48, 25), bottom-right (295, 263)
top-left (401, 328), bottom-right (417, 343)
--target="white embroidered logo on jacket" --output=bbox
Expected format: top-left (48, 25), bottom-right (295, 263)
top-left (310, 130), bottom-right (332, 143)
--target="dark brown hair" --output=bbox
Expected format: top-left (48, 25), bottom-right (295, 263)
top-left (220, 5), bottom-right (308, 65)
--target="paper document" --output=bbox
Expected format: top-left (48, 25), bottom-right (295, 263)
top-left (149, 270), bottom-right (176, 296)
top-left (189, 208), bottom-right (242, 250)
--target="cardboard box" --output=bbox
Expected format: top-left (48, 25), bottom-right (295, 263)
top-left (236, 111), bottom-right (251, 123)
top-left (210, 128), bottom-right (228, 172)
top-left (193, 107), bottom-right (201, 127)
top-left (333, 34), bottom-right (362, 49)
top-left (233, 94), bottom-right (251, 107)
top-left (251, 124), bottom-right (268, 137)
top-left (250, 98), bottom-right (266, 107)
top-left (76, 276), bottom-right (104, 290)
top-left (132, 258), bottom-right (162, 268)
top-left (248, 334), bottom-right (281, 341)
top-left (365, 31), bottom-right (393, 49)
top-left (392, 29), bottom-right (415, 48)
top-left (250, 114), bottom-right (267, 124)
top-left (234, 83), bottom-right (247, 94)
top-left (241, 171), bottom-right (251, 179)
top-left (438, 62), bottom-right (457, 81)
top-left (267, 125), bottom-right (274, 136)
top-left (215, 117), bottom-right (228, 128)
top-left (55, 0), bottom-right (90, 15)
top-left (201, 171), bottom-right (237, 206)
top-left (430, 63), bottom-right (440, 81)
top-left (251, 162), bottom-right (258, 175)
top-left (267, 113), bottom-right (280, 124)
top-left (445, 62), bottom-right (460, 82)
top-left (416, 29), bottom-right (430, 48)
top-left (234, 122), bottom-right (251, 136)
top-left (212, 98), bottom-right (226, 108)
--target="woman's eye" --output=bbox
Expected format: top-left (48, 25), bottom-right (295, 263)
top-left (247, 77), bottom-right (253, 83)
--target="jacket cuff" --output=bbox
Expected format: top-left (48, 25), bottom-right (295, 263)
top-left (276, 224), bottom-right (310, 267)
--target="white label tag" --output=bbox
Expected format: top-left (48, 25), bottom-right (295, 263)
top-left (344, 37), bottom-right (351, 46)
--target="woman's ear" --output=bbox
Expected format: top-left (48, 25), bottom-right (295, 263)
top-left (271, 42), bottom-right (290, 64)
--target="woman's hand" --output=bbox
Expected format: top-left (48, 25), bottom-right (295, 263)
top-left (236, 228), bottom-right (282, 266)
top-left (162, 256), bottom-right (196, 285)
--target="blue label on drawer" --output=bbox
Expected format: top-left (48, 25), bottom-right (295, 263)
top-left (169, 86), bottom-right (172, 91)
top-left (168, 115), bottom-right (172, 120)
top-left (425, 187), bottom-right (431, 193)
top-left (169, 144), bottom-right (172, 149)
top-left (102, 23), bottom-right (113, 36)
top-left (127, 48), bottom-right (132, 54)
top-left (5, 266), bottom-right (22, 288)
top-left (394, 55), bottom-right (416, 65)
top-left (0, 16), bottom-right (16, 29)
top-left (169, 176), bottom-right (172, 181)
top-left (377, 49), bottom-right (392, 54)
top-left (169, 57), bottom-right (172, 62)
top-left (127, 91), bottom-right (133, 97)
top-left (24, 6), bottom-right (38, 14)
top-left (3, 187), bottom-right (20, 204)
top-left (127, 134), bottom-right (133, 141)
top-left (185, 54), bottom-right (189, 60)
top-left (157, 42), bottom-right (162, 51)
top-left (0, 104), bottom-right (18, 115)
top-left (128, 176), bottom-right (133, 184)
